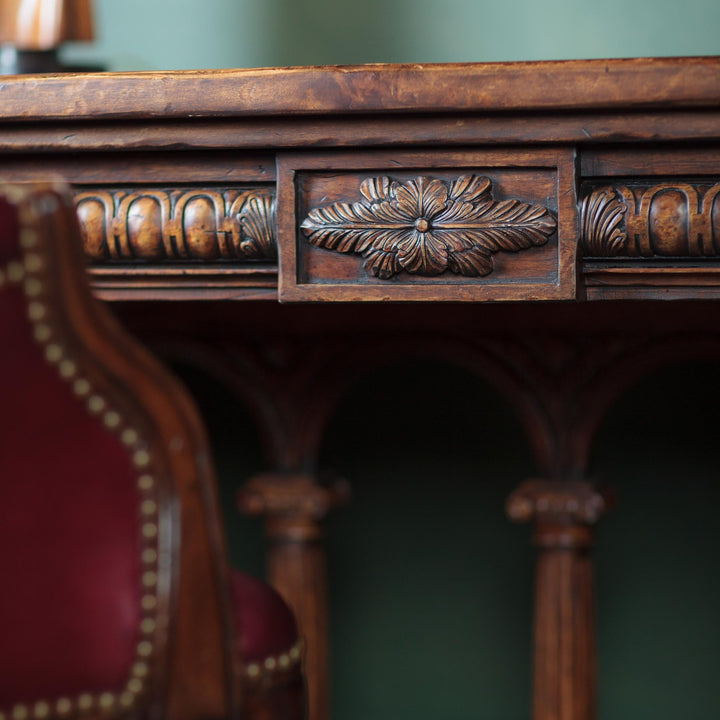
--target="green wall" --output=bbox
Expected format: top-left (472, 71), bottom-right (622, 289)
top-left (68, 2), bottom-right (720, 716)
top-left (594, 364), bottom-right (720, 719)
top-left (65, 0), bottom-right (720, 70)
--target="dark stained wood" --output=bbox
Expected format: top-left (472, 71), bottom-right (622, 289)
top-left (0, 112), bottom-right (719, 153)
top-left (4, 57), bottom-right (720, 720)
top-left (299, 174), bottom-right (556, 280)
top-left (580, 145), bottom-right (720, 177)
top-left (240, 473), bottom-right (350, 720)
top-left (277, 148), bottom-right (576, 302)
top-left (0, 57), bottom-right (719, 121)
top-left (0, 152), bottom-right (276, 183)
top-left (582, 264), bottom-right (720, 301)
top-left (580, 181), bottom-right (720, 258)
top-left (76, 186), bottom-right (275, 263)
top-left (508, 481), bottom-right (612, 720)
top-left (89, 266), bottom-right (277, 302)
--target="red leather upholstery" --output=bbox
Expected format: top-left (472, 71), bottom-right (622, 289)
top-left (230, 570), bottom-right (299, 663)
top-left (231, 570), bottom-right (306, 720)
top-left (0, 194), bottom-right (140, 704)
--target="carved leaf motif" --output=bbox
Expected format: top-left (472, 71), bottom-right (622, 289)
top-left (360, 176), bottom-right (393, 203)
top-left (300, 174), bottom-right (556, 279)
top-left (238, 193), bottom-right (277, 259)
top-left (397, 231), bottom-right (448, 275)
top-left (580, 187), bottom-right (627, 256)
top-left (448, 174), bottom-right (492, 203)
top-left (446, 246), bottom-right (494, 276)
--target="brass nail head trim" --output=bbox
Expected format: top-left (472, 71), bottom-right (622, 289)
top-left (103, 410), bottom-right (121, 428)
top-left (127, 678), bottom-right (143, 694)
top-left (19, 229), bottom-right (38, 249)
top-left (121, 428), bottom-right (139, 446)
top-left (76, 695), bottom-right (93, 711)
top-left (133, 449), bottom-right (151, 468)
top-left (72, 378), bottom-right (91, 397)
top-left (33, 324), bottom-right (51, 342)
top-left (87, 394), bottom-right (105, 414)
top-left (24, 253), bottom-right (43, 272)
top-left (7, 261), bottom-right (25, 283)
top-left (54, 699), bottom-right (71, 715)
top-left (137, 641), bottom-right (152, 657)
top-left (27, 302), bottom-right (45, 321)
top-left (24, 277), bottom-right (42, 297)
top-left (44, 343), bottom-right (63, 364)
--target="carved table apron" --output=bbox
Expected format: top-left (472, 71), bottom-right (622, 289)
top-left (1, 57), bottom-right (720, 720)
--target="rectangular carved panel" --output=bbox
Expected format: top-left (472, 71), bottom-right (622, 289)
top-left (277, 150), bottom-right (577, 302)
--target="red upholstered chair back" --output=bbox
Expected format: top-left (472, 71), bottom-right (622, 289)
top-left (0, 185), bottom-right (238, 720)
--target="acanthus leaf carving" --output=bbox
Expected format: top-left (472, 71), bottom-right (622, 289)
top-left (237, 192), bottom-right (277, 259)
top-left (300, 174), bottom-right (557, 279)
top-left (580, 187), bottom-right (628, 256)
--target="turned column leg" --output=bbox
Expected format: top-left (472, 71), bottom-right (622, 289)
top-left (507, 480), bottom-right (611, 720)
top-left (239, 472), bottom-right (350, 720)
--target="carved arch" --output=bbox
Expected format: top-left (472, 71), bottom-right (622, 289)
top-left (568, 334), bottom-right (720, 475)
top-left (285, 335), bottom-right (557, 478)
top-left (136, 338), bottom-right (290, 469)
top-left (130, 330), bottom-right (560, 479)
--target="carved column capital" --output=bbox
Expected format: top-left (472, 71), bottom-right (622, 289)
top-left (238, 472), bottom-right (350, 541)
top-left (507, 479), bottom-right (611, 526)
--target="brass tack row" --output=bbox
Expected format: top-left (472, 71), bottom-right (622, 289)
top-left (245, 639), bottom-right (304, 680)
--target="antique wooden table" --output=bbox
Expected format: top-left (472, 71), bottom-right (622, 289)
top-left (2, 57), bottom-right (719, 720)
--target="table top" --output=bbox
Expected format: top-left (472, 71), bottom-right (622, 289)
top-left (1, 57), bottom-right (719, 119)
top-left (1, 57), bottom-right (719, 303)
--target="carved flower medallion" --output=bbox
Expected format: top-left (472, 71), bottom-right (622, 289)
top-left (300, 175), bottom-right (557, 279)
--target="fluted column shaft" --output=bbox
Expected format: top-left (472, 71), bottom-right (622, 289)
top-left (239, 473), bottom-right (349, 720)
top-left (508, 480), bottom-right (611, 720)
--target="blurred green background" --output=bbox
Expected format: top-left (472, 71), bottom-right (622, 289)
top-left (66, 2), bottom-right (720, 718)
top-left (65, 0), bottom-right (720, 70)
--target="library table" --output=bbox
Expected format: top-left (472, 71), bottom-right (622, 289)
top-left (2, 57), bottom-right (720, 720)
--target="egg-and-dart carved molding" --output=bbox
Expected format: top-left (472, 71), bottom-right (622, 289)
top-left (300, 175), bottom-right (557, 279)
top-left (75, 188), bottom-right (277, 263)
top-left (580, 182), bottom-right (720, 257)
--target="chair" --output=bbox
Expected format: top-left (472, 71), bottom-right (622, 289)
top-left (0, 183), bottom-right (305, 720)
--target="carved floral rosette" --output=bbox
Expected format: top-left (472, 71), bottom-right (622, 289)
top-left (300, 174), bottom-right (557, 279)
top-left (75, 188), bottom-right (276, 263)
